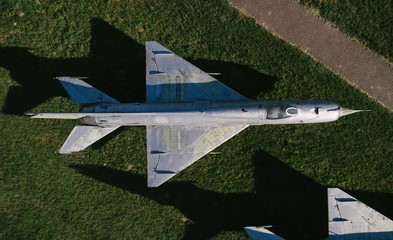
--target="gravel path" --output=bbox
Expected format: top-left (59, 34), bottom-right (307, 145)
top-left (229, 0), bottom-right (393, 111)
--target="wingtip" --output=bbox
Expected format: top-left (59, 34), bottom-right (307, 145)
top-left (25, 112), bottom-right (36, 116)
top-left (27, 112), bottom-right (44, 118)
top-left (147, 176), bottom-right (170, 187)
top-left (53, 76), bottom-right (68, 80)
top-left (59, 147), bottom-right (72, 154)
top-left (147, 181), bottom-right (161, 188)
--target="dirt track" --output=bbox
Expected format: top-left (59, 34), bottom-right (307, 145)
top-left (229, 0), bottom-right (393, 111)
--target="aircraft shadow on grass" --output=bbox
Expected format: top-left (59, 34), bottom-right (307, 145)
top-left (70, 151), bottom-right (393, 239)
top-left (71, 151), bottom-right (326, 239)
top-left (0, 18), bottom-right (276, 115)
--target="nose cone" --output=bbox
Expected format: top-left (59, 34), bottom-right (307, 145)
top-left (338, 108), bottom-right (367, 118)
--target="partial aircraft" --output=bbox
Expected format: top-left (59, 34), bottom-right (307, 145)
top-left (30, 41), bottom-right (363, 187)
top-left (245, 188), bottom-right (393, 239)
top-left (328, 188), bottom-right (393, 239)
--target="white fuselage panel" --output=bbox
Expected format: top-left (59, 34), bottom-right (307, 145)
top-left (79, 100), bottom-right (340, 126)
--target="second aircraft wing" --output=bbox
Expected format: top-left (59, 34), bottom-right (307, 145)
top-left (146, 124), bottom-right (248, 187)
top-left (145, 41), bottom-right (247, 102)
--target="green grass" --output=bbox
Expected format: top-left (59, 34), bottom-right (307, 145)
top-left (300, 0), bottom-right (393, 62)
top-left (1, 0), bottom-right (393, 239)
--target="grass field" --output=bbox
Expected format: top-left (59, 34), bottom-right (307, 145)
top-left (300, 0), bottom-right (393, 62)
top-left (1, 0), bottom-right (393, 239)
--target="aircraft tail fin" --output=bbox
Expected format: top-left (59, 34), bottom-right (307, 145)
top-left (56, 77), bottom-right (120, 105)
top-left (60, 125), bottom-right (120, 154)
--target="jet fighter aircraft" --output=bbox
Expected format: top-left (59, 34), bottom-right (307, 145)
top-left (30, 41), bottom-right (363, 187)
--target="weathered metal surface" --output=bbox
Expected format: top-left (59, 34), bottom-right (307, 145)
top-left (328, 188), bottom-right (393, 240)
top-left (60, 125), bottom-right (120, 154)
top-left (147, 125), bottom-right (247, 187)
top-left (30, 42), bottom-right (363, 187)
top-left (244, 226), bottom-right (285, 240)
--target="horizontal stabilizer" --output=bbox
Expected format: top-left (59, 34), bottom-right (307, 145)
top-left (244, 226), bottom-right (285, 240)
top-left (56, 77), bottom-right (119, 105)
top-left (60, 125), bottom-right (120, 154)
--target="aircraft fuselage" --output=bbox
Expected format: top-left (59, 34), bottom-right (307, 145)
top-left (76, 100), bottom-right (341, 126)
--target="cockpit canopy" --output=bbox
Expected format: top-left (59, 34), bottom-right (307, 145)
top-left (266, 105), bottom-right (298, 119)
